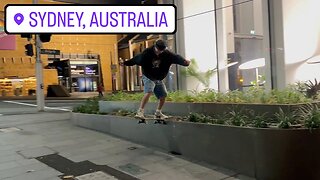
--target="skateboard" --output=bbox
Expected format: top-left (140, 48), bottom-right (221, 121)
top-left (135, 115), bottom-right (171, 124)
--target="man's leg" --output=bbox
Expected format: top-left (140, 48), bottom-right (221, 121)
top-left (135, 76), bottom-right (155, 118)
top-left (154, 81), bottom-right (168, 119)
top-left (157, 96), bottom-right (165, 110)
top-left (139, 92), bottom-right (152, 109)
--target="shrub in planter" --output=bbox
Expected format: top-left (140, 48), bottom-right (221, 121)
top-left (103, 87), bottom-right (311, 104)
top-left (302, 104), bottom-right (320, 129)
top-left (73, 97), bottom-right (99, 114)
top-left (187, 112), bottom-right (217, 124)
top-left (274, 108), bottom-right (300, 129)
top-left (109, 109), bottom-right (136, 117)
top-left (75, 97), bottom-right (320, 130)
top-left (104, 91), bottom-right (159, 102)
top-left (305, 79), bottom-right (320, 99)
top-left (248, 111), bottom-right (269, 128)
top-left (167, 91), bottom-right (195, 102)
top-left (225, 107), bottom-right (248, 126)
top-left (188, 112), bottom-right (204, 123)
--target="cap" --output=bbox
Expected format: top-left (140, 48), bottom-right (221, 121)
top-left (155, 39), bottom-right (167, 51)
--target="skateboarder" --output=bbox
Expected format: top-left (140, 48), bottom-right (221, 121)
top-left (120, 39), bottom-right (190, 120)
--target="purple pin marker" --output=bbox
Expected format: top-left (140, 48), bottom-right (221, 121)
top-left (14, 13), bottom-right (24, 25)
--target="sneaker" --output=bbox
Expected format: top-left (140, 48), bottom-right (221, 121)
top-left (154, 110), bottom-right (168, 119)
top-left (134, 109), bottom-right (145, 119)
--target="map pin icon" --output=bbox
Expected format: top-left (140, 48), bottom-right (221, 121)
top-left (14, 13), bottom-right (24, 25)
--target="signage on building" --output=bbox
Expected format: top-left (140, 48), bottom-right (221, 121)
top-left (0, 12), bottom-right (16, 50)
top-left (71, 69), bottom-right (85, 75)
top-left (85, 67), bottom-right (96, 75)
top-left (40, 49), bottom-right (60, 55)
top-left (48, 58), bottom-right (60, 62)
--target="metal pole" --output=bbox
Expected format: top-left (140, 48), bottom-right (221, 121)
top-left (255, 68), bottom-right (259, 87)
top-left (33, 0), bottom-right (45, 111)
top-left (35, 34), bottom-right (45, 111)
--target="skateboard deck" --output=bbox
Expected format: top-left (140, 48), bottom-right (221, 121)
top-left (135, 115), bottom-right (174, 124)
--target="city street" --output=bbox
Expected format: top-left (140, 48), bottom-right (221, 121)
top-left (0, 100), bottom-right (84, 115)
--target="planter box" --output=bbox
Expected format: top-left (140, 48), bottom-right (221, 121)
top-left (72, 112), bottom-right (320, 180)
top-left (99, 101), bottom-right (311, 117)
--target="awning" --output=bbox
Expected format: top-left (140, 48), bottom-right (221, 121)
top-left (118, 34), bottom-right (159, 49)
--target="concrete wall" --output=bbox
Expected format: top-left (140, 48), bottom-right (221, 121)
top-left (73, 112), bottom-right (320, 179)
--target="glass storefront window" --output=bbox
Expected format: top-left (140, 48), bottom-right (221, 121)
top-left (70, 63), bottom-right (99, 92)
top-left (164, 34), bottom-right (178, 92)
top-left (215, 0), bottom-right (271, 91)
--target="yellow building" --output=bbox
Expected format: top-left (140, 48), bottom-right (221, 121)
top-left (0, 0), bottom-right (120, 96)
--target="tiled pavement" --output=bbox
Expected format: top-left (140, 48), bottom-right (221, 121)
top-left (0, 112), bottom-right (255, 180)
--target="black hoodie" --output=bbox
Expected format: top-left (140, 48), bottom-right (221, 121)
top-left (124, 46), bottom-right (188, 81)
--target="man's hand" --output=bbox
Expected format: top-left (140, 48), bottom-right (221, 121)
top-left (184, 60), bottom-right (191, 66)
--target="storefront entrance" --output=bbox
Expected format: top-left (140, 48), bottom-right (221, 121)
top-left (72, 77), bottom-right (98, 92)
top-left (48, 53), bottom-right (101, 93)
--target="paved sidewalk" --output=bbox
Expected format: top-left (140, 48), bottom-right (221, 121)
top-left (0, 112), bottom-right (255, 180)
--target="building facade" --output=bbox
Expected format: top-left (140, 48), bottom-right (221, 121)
top-left (118, 0), bottom-right (320, 93)
top-left (1, 0), bottom-right (320, 96)
top-left (0, 0), bottom-right (120, 96)
top-left (175, 0), bottom-right (320, 92)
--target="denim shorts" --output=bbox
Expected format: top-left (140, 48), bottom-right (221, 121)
top-left (142, 75), bottom-right (167, 99)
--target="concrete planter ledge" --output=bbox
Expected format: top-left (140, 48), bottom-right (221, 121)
top-left (99, 101), bottom-right (312, 117)
top-left (72, 112), bottom-right (320, 180)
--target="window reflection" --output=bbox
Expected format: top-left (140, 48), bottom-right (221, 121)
top-left (215, 0), bottom-right (271, 91)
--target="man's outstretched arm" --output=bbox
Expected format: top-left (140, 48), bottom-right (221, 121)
top-left (120, 54), bottom-right (143, 66)
top-left (170, 53), bottom-right (190, 66)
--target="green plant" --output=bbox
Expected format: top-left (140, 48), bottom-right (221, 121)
top-left (191, 89), bottom-right (217, 102)
top-left (212, 113), bottom-right (227, 125)
top-left (111, 109), bottom-right (135, 117)
top-left (269, 88), bottom-right (310, 104)
top-left (188, 112), bottom-right (203, 123)
top-left (248, 111), bottom-right (269, 128)
top-left (305, 79), bottom-right (320, 99)
top-left (167, 91), bottom-right (194, 102)
top-left (180, 59), bottom-right (216, 89)
top-left (225, 107), bottom-right (248, 126)
top-left (103, 91), bottom-right (157, 102)
top-left (301, 104), bottom-right (320, 129)
top-left (274, 108), bottom-right (299, 129)
top-left (289, 81), bottom-right (308, 95)
top-left (103, 87), bottom-right (311, 104)
top-left (73, 97), bottom-right (99, 114)
top-left (187, 112), bottom-right (215, 124)
top-left (225, 90), bottom-right (246, 103)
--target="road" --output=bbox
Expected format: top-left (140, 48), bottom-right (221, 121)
top-left (0, 100), bottom-right (85, 115)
